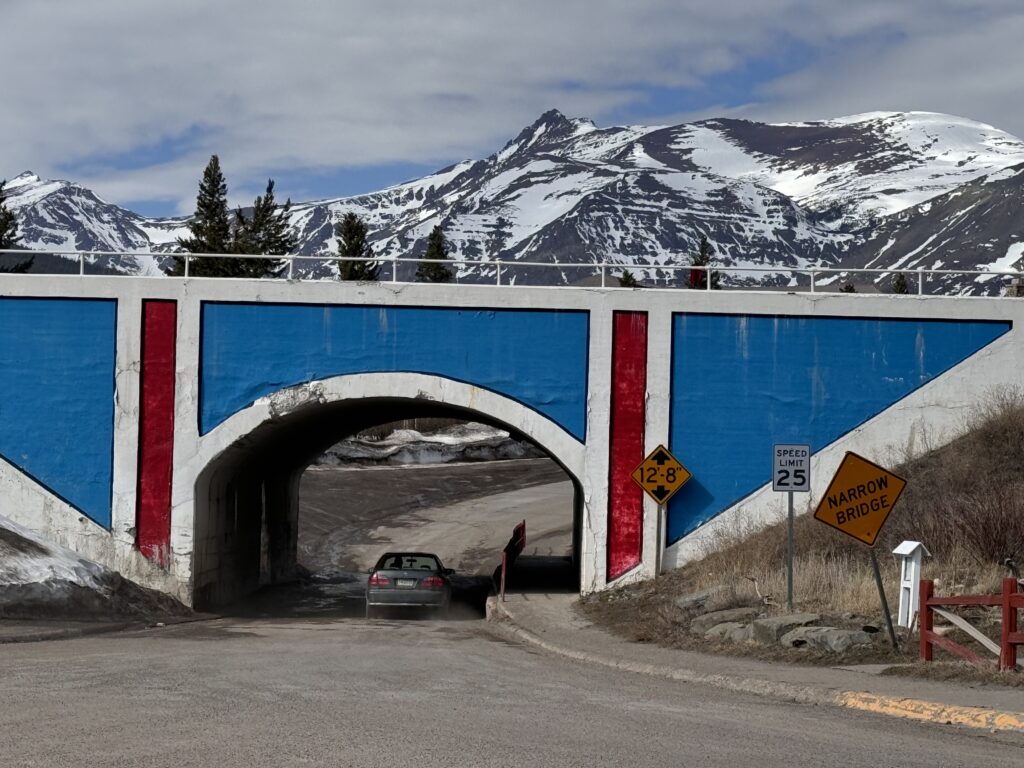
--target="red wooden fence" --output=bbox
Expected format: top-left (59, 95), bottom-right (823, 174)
top-left (499, 520), bottom-right (526, 602)
top-left (919, 578), bottom-right (1022, 671)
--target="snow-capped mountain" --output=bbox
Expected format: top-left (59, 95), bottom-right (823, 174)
top-left (5, 109), bottom-right (1024, 293)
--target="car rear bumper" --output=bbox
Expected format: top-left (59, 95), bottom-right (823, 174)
top-left (366, 590), bottom-right (448, 607)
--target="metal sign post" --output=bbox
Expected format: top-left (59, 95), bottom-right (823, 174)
top-left (813, 452), bottom-right (908, 650)
top-left (870, 548), bottom-right (900, 650)
top-left (773, 444), bottom-right (810, 612)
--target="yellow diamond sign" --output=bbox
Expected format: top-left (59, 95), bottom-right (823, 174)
top-left (631, 444), bottom-right (691, 504)
top-left (813, 452), bottom-right (907, 547)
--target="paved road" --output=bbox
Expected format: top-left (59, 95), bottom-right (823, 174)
top-left (1, 618), bottom-right (1020, 767)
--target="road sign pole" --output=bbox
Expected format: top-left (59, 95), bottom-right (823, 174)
top-left (656, 503), bottom-right (665, 575)
top-left (787, 491), bottom-right (794, 612)
top-left (870, 548), bottom-right (899, 650)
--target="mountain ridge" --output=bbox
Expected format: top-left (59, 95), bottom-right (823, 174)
top-left (4, 109), bottom-right (1024, 293)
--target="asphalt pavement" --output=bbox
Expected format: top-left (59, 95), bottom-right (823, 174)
top-left (489, 592), bottom-right (1024, 736)
top-left (2, 616), bottom-right (1022, 767)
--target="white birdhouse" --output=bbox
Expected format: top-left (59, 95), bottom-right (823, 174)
top-left (892, 540), bottom-right (930, 628)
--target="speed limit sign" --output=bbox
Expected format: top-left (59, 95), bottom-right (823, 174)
top-left (773, 444), bottom-right (810, 492)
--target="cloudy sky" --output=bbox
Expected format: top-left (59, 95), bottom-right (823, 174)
top-left (3, 1), bottom-right (1023, 217)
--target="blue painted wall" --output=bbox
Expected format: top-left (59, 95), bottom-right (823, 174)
top-left (667, 314), bottom-right (1010, 543)
top-left (200, 303), bottom-right (590, 439)
top-left (0, 297), bottom-right (116, 527)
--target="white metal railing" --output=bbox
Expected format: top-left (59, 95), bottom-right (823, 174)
top-left (1, 248), bottom-right (1022, 296)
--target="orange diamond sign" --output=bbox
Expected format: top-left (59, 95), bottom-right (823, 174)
top-left (631, 444), bottom-right (691, 504)
top-left (813, 452), bottom-right (907, 547)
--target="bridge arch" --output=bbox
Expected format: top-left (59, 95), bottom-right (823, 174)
top-left (186, 373), bottom-right (586, 608)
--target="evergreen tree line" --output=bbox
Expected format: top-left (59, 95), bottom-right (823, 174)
top-left (173, 155), bottom-right (454, 282)
top-left (169, 155), bottom-right (296, 278)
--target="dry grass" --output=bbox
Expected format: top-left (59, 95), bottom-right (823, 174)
top-left (688, 389), bottom-right (1024, 617)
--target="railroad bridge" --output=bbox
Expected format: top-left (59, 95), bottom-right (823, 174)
top-left (0, 273), bottom-right (1017, 606)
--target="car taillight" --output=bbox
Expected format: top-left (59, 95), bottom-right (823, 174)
top-left (368, 573), bottom-right (390, 586)
top-left (421, 575), bottom-right (444, 589)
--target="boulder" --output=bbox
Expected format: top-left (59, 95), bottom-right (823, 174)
top-left (726, 623), bottom-right (753, 643)
top-left (703, 621), bottom-right (746, 640)
top-left (674, 585), bottom-right (729, 611)
top-left (780, 626), bottom-right (874, 653)
top-left (689, 606), bottom-right (762, 635)
top-left (751, 613), bottom-right (820, 645)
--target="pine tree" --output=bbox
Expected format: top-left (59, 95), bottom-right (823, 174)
top-left (416, 226), bottom-right (453, 283)
top-left (230, 179), bottom-right (296, 277)
top-left (0, 180), bottom-right (33, 273)
top-left (335, 212), bottom-right (379, 281)
top-left (170, 155), bottom-right (241, 277)
top-left (891, 272), bottom-right (909, 294)
top-left (689, 235), bottom-right (720, 289)
top-left (0, 180), bottom-right (17, 249)
top-left (235, 179), bottom-right (296, 257)
top-left (618, 269), bottom-right (640, 288)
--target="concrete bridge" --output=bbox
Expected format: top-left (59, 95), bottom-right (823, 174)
top-left (0, 274), bottom-right (1018, 606)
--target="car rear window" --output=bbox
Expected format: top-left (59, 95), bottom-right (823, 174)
top-left (375, 554), bottom-right (441, 571)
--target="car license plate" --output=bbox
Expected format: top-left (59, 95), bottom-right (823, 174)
top-left (396, 578), bottom-right (416, 588)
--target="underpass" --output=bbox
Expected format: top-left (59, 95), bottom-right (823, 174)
top-left (224, 457), bottom-right (577, 620)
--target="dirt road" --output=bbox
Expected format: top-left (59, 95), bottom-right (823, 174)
top-left (298, 458), bottom-right (573, 575)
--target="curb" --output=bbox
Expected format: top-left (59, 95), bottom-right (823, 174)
top-left (485, 597), bottom-right (1024, 734)
top-left (0, 621), bottom-right (134, 645)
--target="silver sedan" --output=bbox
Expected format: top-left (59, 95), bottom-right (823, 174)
top-left (365, 552), bottom-right (453, 618)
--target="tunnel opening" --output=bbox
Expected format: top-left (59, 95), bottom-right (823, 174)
top-left (191, 396), bottom-right (583, 615)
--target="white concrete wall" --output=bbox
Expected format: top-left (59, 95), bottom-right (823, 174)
top-left (1, 274), bottom-right (1021, 605)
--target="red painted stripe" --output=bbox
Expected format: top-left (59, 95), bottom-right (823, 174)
top-left (607, 311), bottom-right (648, 580)
top-left (136, 300), bottom-right (177, 567)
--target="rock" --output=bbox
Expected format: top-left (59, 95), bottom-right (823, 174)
top-left (703, 621), bottom-right (746, 640)
top-left (751, 613), bottom-right (820, 645)
top-left (861, 623), bottom-right (880, 634)
top-left (675, 585), bottom-right (728, 611)
top-left (689, 606), bottom-right (762, 636)
top-left (726, 624), bottom-right (753, 643)
top-left (780, 626), bottom-right (874, 653)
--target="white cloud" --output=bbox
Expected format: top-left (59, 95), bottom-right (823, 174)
top-left (2, 1), bottom-right (1023, 213)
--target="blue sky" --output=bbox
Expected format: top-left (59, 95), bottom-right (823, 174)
top-left (3, 1), bottom-right (1023, 218)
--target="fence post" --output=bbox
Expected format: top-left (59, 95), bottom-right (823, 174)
top-left (1001, 577), bottom-right (1018, 671)
top-left (919, 579), bottom-right (934, 661)
top-left (810, 271), bottom-right (816, 293)
top-left (287, 257), bottom-right (294, 280)
top-left (79, 254), bottom-right (85, 275)
top-left (600, 262), bottom-right (606, 288)
top-left (392, 258), bottom-right (399, 283)
top-left (500, 551), bottom-right (507, 602)
top-left (706, 268), bottom-right (713, 291)
top-left (917, 268), bottom-right (924, 295)
top-left (184, 256), bottom-right (190, 277)
top-left (496, 260), bottom-right (502, 286)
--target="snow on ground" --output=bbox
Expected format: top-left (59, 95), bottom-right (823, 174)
top-left (974, 243), bottom-right (1024, 283)
top-left (318, 422), bottom-right (545, 466)
top-left (1, 513), bottom-right (186, 619)
top-left (0, 514), bottom-right (103, 589)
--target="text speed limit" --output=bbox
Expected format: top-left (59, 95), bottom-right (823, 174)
top-left (773, 444), bottom-right (810, 493)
